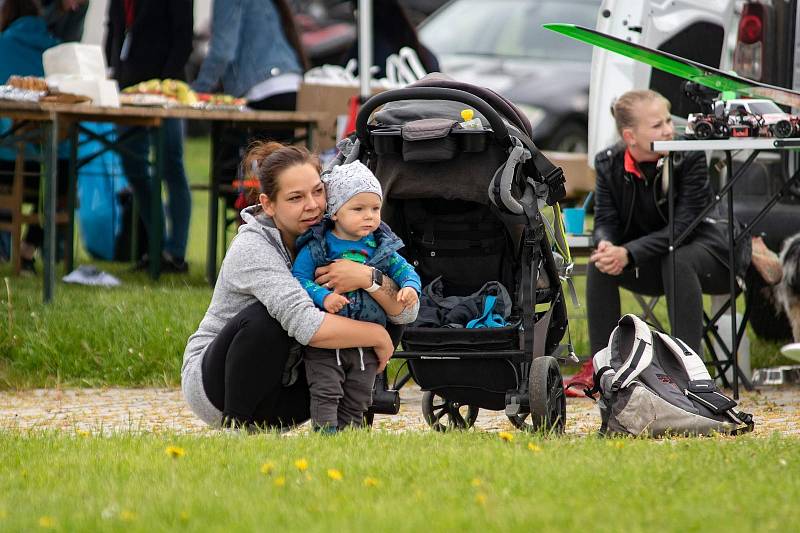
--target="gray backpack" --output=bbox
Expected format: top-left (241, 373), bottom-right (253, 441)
top-left (585, 314), bottom-right (754, 437)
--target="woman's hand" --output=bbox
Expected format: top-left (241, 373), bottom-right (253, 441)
top-left (590, 240), bottom-right (629, 276)
top-left (373, 330), bottom-right (395, 373)
top-left (314, 260), bottom-right (371, 293)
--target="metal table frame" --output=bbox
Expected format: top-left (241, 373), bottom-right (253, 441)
top-left (0, 100), bottom-right (321, 302)
top-left (0, 102), bottom-right (58, 301)
top-left (653, 137), bottom-right (800, 398)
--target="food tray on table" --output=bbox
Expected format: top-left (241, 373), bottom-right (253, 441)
top-left (0, 85), bottom-right (46, 103)
top-left (119, 93), bottom-right (173, 107)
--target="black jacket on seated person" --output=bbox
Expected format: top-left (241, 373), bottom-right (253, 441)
top-left (105, 0), bottom-right (194, 90)
top-left (592, 142), bottom-right (750, 277)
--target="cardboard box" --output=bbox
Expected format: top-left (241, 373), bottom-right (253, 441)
top-left (296, 83), bottom-right (358, 152)
top-left (297, 82), bottom-right (385, 152)
top-left (541, 151), bottom-right (595, 201)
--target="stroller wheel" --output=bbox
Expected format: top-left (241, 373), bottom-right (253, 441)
top-left (528, 356), bottom-right (566, 433)
top-left (421, 391), bottom-right (479, 432)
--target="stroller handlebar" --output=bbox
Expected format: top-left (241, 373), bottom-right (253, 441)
top-left (355, 87), bottom-right (511, 150)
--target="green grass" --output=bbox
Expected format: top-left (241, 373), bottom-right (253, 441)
top-left (0, 137), bottom-right (218, 388)
top-left (0, 431), bottom-right (797, 532)
top-left (0, 137), bottom-right (794, 388)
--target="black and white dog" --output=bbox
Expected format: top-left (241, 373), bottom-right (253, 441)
top-left (778, 233), bottom-right (800, 342)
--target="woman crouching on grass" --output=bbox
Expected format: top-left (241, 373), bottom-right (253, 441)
top-left (182, 141), bottom-right (417, 430)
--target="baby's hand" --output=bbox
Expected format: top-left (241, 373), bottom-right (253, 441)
top-left (396, 287), bottom-right (419, 308)
top-left (323, 293), bottom-right (350, 313)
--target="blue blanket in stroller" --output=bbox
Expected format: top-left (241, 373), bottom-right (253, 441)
top-left (413, 277), bottom-right (512, 328)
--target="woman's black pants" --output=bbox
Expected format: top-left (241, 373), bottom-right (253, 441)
top-left (201, 301), bottom-right (404, 428)
top-left (201, 302), bottom-right (310, 428)
top-left (586, 242), bottom-right (731, 357)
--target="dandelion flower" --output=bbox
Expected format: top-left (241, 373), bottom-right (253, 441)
top-left (38, 516), bottom-right (55, 528)
top-left (179, 511), bottom-right (190, 522)
top-left (119, 510), bottom-right (137, 522)
top-left (165, 445), bottom-right (186, 458)
top-left (260, 462), bottom-right (275, 475)
top-left (274, 476), bottom-right (286, 487)
top-left (475, 493), bottom-right (487, 505)
top-left (470, 478), bottom-right (482, 487)
top-left (294, 458), bottom-right (309, 471)
top-left (75, 429), bottom-right (90, 437)
top-left (607, 441), bottom-right (625, 449)
top-left (363, 477), bottom-right (379, 487)
top-left (528, 443), bottom-right (542, 453)
top-left (498, 431), bottom-right (514, 442)
top-left (327, 469), bottom-right (343, 481)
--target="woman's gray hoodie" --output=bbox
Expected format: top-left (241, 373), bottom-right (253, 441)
top-left (181, 205), bottom-right (326, 426)
top-left (182, 205), bottom-right (418, 427)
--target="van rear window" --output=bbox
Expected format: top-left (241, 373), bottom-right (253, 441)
top-left (649, 22), bottom-right (725, 118)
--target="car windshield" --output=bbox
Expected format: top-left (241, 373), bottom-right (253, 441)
top-left (746, 101), bottom-right (784, 114)
top-left (419, 0), bottom-right (598, 61)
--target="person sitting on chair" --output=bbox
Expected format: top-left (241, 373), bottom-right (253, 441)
top-left (586, 89), bottom-right (751, 360)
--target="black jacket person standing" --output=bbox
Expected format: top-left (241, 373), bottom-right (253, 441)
top-left (105, 0), bottom-right (195, 269)
top-left (105, 0), bottom-right (194, 90)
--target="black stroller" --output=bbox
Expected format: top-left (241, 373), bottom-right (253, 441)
top-left (332, 77), bottom-right (571, 432)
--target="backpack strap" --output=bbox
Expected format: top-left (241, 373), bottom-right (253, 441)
top-left (727, 410), bottom-right (755, 435)
top-left (652, 331), bottom-right (712, 382)
top-left (610, 315), bottom-right (654, 391)
top-left (584, 365), bottom-right (614, 400)
top-left (653, 332), bottom-right (755, 433)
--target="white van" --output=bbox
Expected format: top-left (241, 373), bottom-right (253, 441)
top-left (587, 0), bottom-right (800, 343)
top-left (588, 0), bottom-right (740, 158)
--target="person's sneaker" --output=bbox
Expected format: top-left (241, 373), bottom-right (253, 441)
top-left (162, 253), bottom-right (189, 274)
top-left (20, 257), bottom-right (36, 276)
top-left (781, 343), bottom-right (800, 362)
top-left (313, 424), bottom-right (339, 435)
top-left (132, 253), bottom-right (188, 274)
top-left (221, 415), bottom-right (261, 435)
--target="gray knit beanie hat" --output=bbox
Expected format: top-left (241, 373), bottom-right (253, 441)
top-left (322, 161), bottom-right (383, 215)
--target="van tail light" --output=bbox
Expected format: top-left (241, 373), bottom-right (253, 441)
top-left (734, 3), bottom-right (764, 79)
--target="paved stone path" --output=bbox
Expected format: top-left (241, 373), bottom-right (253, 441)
top-left (1, 385), bottom-right (798, 436)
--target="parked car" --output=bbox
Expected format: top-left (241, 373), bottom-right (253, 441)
top-left (418, 0), bottom-right (601, 151)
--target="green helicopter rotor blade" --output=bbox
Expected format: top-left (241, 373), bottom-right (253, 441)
top-left (543, 23), bottom-right (800, 108)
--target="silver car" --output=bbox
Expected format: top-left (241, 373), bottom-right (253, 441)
top-left (419, 0), bottom-right (600, 151)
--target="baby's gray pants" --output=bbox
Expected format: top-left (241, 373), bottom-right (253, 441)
top-left (304, 346), bottom-right (378, 429)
